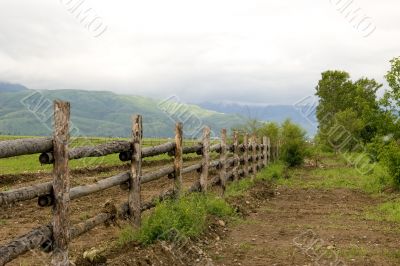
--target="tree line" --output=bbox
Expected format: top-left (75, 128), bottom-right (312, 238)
top-left (234, 56), bottom-right (400, 187)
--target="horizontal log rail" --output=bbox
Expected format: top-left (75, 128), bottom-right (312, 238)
top-left (0, 159), bottom-right (230, 206)
top-left (0, 138), bottom-right (53, 159)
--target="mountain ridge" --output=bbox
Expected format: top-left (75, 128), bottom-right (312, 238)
top-left (0, 84), bottom-right (246, 138)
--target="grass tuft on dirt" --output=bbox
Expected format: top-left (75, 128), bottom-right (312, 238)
top-left (366, 199), bottom-right (400, 222)
top-left (118, 193), bottom-right (234, 246)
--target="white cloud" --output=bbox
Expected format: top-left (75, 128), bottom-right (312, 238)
top-left (0, 0), bottom-right (399, 104)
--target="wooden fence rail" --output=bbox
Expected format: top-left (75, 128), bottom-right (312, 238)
top-left (0, 100), bottom-right (275, 266)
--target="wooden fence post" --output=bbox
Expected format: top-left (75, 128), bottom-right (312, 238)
top-left (252, 134), bottom-right (257, 179)
top-left (129, 115), bottom-right (142, 227)
top-left (262, 136), bottom-right (267, 167)
top-left (233, 131), bottom-right (239, 181)
top-left (219, 129), bottom-right (227, 195)
top-left (267, 137), bottom-right (271, 164)
top-left (52, 100), bottom-right (71, 266)
top-left (244, 133), bottom-right (249, 177)
top-left (257, 137), bottom-right (262, 170)
top-left (174, 122), bottom-right (183, 196)
top-left (200, 126), bottom-right (210, 192)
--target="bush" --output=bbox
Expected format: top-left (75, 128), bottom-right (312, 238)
top-left (280, 119), bottom-right (308, 167)
top-left (379, 141), bottom-right (400, 188)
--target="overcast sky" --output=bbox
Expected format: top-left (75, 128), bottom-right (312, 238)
top-left (0, 0), bottom-right (399, 105)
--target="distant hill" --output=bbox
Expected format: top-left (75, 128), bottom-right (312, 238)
top-left (0, 85), bottom-right (246, 138)
top-left (0, 82), bottom-right (29, 92)
top-left (197, 102), bottom-right (317, 136)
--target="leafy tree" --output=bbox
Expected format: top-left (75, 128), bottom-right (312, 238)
top-left (384, 56), bottom-right (400, 113)
top-left (315, 70), bottom-right (382, 150)
top-left (256, 122), bottom-right (280, 144)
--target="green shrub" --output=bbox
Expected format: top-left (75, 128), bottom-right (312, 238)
top-left (281, 140), bottom-right (307, 167)
top-left (280, 119), bottom-right (307, 167)
top-left (379, 141), bottom-right (400, 188)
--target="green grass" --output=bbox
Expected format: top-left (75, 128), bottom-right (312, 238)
top-left (274, 160), bottom-right (391, 195)
top-left (118, 193), bottom-right (235, 246)
top-left (225, 162), bottom-right (284, 197)
top-left (258, 161), bottom-right (286, 181)
top-left (365, 200), bottom-right (400, 222)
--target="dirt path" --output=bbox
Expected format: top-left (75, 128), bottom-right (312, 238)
top-left (206, 185), bottom-right (400, 266)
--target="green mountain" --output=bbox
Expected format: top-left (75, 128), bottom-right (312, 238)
top-left (0, 83), bottom-right (245, 138)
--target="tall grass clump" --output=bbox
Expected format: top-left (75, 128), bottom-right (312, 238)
top-left (119, 193), bottom-right (234, 246)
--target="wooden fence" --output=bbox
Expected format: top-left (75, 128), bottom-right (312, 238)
top-left (0, 100), bottom-right (273, 265)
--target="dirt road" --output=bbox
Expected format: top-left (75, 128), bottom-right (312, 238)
top-left (205, 184), bottom-right (400, 265)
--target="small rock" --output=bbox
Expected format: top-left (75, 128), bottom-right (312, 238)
top-left (83, 248), bottom-right (106, 263)
top-left (218, 220), bottom-right (226, 227)
top-left (327, 245), bottom-right (334, 250)
top-left (216, 236), bottom-right (220, 241)
top-left (245, 201), bottom-right (250, 204)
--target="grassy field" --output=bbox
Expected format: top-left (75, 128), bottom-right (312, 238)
top-left (0, 135), bottom-right (204, 175)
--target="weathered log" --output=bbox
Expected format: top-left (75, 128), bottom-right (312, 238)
top-left (0, 224), bottom-right (53, 266)
top-left (70, 201), bottom-right (117, 239)
top-left (70, 172), bottom-right (129, 199)
top-left (119, 188), bottom-right (177, 218)
top-left (140, 189), bottom-right (177, 212)
top-left (182, 163), bottom-right (201, 174)
top-left (174, 123), bottom-right (183, 195)
top-left (210, 143), bottom-right (221, 153)
top-left (36, 141), bottom-right (176, 164)
top-left (219, 129), bottom-right (227, 195)
top-left (262, 136), bottom-right (267, 167)
top-left (200, 127), bottom-right (210, 192)
top-left (267, 137), bottom-right (271, 164)
top-left (52, 100), bottom-right (70, 265)
top-left (0, 182), bottom-right (53, 205)
top-left (244, 134), bottom-right (249, 177)
top-left (251, 135), bottom-right (257, 180)
top-left (0, 165), bottom-right (176, 206)
top-left (129, 115), bottom-right (142, 227)
top-left (69, 140), bottom-right (130, 160)
top-left (183, 144), bottom-right (202, 154)
top-left (233, 131), bottom-right (240, 181)
top-left (257, 138), bottom-right (263, 170)
top-left (0, 137), bottom-right (53, 159)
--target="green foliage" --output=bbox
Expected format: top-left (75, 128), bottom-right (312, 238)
top-left (384, 56), bottom-right (400, 111)
top-left (121, 193), bottom-right (234, 246)
top-left (379, 141), bottom-right (400, 188)
top-left (256, 122), bottom-right (280, 144)
top-left (315, 70), bottom-right (383, 151)
top-left (280, 119), bottom-right (307, 167)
